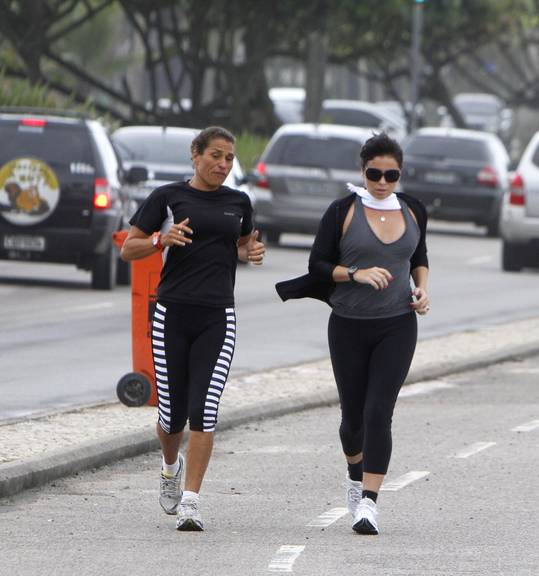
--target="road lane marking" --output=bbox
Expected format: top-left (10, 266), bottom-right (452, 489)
top-left (268, 545), bottom-right (305, 573)
top-left (306, 507), bottom-right (348, 527)
top-left (399, 380), bottom-right (456, 398)
top-left (381, 471), bottom-right (430, 491)
top-left (452, 441), bottom-right (496, 459)
top-left (508, 368), bottom-right (539, 374)
top-left (512, 419), bottom-right (539, 432)
top-left (466, 255), bottom-right (492, 265)
top-left (67, 302), bottom-right (114, 312)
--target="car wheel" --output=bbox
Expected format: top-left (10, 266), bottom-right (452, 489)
top-left (486, 218), bottom-right (500, 238)
top-left (91, 243), bottom-right (117, 290)
top-left (265, 230), bottom-right (281, 245)
top-left (116, 372), bottom-right (152, 407)
top-left (116, 256), bottom-right (131, 285)
top-left (502, 241), bottom-right (523, 272)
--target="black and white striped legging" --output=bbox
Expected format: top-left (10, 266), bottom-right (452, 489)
top-left (151, 301), bottom-right (236, 434)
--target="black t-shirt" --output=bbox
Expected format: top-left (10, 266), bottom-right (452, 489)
top-left (129, 181), bottom-right (253, 307)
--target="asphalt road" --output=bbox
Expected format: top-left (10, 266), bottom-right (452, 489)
top-left (1, 221), bottom-right (538, 420)
top-left (1, 355), bottom-right (537, 576)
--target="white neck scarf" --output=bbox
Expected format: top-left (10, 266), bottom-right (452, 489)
top-left (347, 183), bottom-right (401, 211)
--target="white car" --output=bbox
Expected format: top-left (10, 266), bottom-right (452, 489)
top-left (112, 126), bottom-right (254, 219)
top-left (321, 99), bottom-right (408, 142)
top-left (500, 131), bottom-right (539, 271)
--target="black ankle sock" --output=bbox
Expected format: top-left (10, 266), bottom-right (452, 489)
top-left (347, 461), bottom-right (363, 482)
top-left (362, 489), bottom-right (378, 503)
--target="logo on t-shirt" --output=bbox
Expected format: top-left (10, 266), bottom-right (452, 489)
top-left (223, 211), bottom-right (240, 218)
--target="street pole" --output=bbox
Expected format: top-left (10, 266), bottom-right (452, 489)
top-left (410, 0), bottom-right (424, 133)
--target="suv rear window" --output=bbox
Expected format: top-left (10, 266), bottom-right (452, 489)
top-left (405, 136), bottom-right (490, 162)
top-left (113, 131), bottom-right (193, 164)
top-left (266, 134), bottom-right (364, 171)
top-left (0, 121), bottom-right (94, 169)
top-left (321, 108), bottom-right (380, 128)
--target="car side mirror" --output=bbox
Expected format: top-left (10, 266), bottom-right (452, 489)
top-left (125, 165), bottom-right (148, 184)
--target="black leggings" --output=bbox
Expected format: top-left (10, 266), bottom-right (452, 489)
top-left (328, 311), bottom-right (417, 475)
top-left (152, 301), bottom-right (236, 434)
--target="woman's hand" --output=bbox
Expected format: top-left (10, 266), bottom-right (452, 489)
top-left (411, 286), bottom-right (430, 315)
top-left (353, 267), bottom-right (393, 290)
top-left (238, 230), bottom-right (265, 264)
top-left (161, 218), bottom-right (193, 248)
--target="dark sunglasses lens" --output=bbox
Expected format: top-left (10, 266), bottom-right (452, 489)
top-left (385, 170), bottom-right (400, 183)
top-left (366, 168), bottom-right (383, 181)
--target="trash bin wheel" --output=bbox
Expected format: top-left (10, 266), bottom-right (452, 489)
top-left (116, 372), bottom-right (152, 407)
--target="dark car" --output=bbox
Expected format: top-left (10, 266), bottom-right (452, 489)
top-left (401, 127), bottom-right (510, 236)
top-left (247, 123), bottom-right (372, 243)
top-left (0, 109), bottom-right (134, 289)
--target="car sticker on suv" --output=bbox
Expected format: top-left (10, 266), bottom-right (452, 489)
top-left (0, 157), bottom-right (60, 225)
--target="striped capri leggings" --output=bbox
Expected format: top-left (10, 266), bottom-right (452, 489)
top-left (151, 301), bottom-right (236, 434)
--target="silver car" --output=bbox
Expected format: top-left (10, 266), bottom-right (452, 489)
top-left (248, 123), bottom-right (373, 243)
top-left (500, 131), bottom-right (539, 271)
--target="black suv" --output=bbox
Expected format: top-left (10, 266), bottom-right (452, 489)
top-left (0, 109), bottom-right (130, 289)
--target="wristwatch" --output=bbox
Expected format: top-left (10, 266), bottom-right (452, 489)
top-left (151, 232), bottom-right (163, 251)
top-left (347, 265), bottom-right (359, 281)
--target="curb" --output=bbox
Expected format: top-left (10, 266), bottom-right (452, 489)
top-left (2, 341), bottom-right (539, 500)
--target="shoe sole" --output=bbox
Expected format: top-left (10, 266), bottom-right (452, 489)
top-left (176, 519), bottom-right (204, 532)
top-left (352, 518), bottom-right (378, 535)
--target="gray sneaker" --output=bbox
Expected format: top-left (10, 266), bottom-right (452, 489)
top-left (176, 495), bottom-right (204, 531)
top-left (159, 454), bottom-right (184, 515)
top-left (345, 472), bottom-right (363, 516)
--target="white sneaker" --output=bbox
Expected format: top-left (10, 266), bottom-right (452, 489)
top-left (345, 473), bottom-right (363, 516)
top-left (352, 497), bottom-right (379, 535)
top-left (159, 454), bottom-right (184, 515)
top-left (176, 495), bottom-right (204, 531)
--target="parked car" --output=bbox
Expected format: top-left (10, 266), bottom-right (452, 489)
top-left (500, 131), bottom-right (539, 271)
top-left (268, 87), bottom-right (305, 124)
top-left (321, 99), bottom-right (408, 142)
top-left (247, 123), bottom-right (373, 243)
top-left (401, 127), bottom-right (510, 236)
top-left (439, 93), bottom-right (513, 145)
top-left (0, 109), bottom-right (135, 289)
top-left (112, 125), bottom-right (254, 219)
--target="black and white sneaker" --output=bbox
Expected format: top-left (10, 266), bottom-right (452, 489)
top-left (345, 472), bottom-right (363, 517)
top-left (352, 497), bottom-right (379, 535)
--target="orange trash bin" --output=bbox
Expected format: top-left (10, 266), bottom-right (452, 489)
top-left (113, 230), bottom-right (162, 407)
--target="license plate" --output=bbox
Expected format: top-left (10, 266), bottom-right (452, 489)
top-left (3, 234), bottom-right (46, 251)
top-left (287, 179), bottom-right (330, 196)
top-left (423, 171), bottom-right (457, 185)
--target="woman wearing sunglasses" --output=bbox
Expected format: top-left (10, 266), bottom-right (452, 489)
top-left (276, 132), bottom-right (429, 535)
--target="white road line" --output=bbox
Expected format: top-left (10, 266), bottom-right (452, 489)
top-left (511, 419), bottom-right (539, 432)
top-left (268, 545), bottom-right (305, 573)
top-left (67, 302), bottom-right (114, 312)
top-left (306, 507), bottom-right (348, 527)
top-left (399, 380), bottom-right (456, 398)
top-left (381, 470), bottom-right (430, 491)
top-left (452, 441), bottom-right (496, 459)
top-left (508, 368), bottom-right (539, 374)
top-left (466, 255), bottom-right (492, 265)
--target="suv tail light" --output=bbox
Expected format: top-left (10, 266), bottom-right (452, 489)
top-left (476, 166), bottom-right (498, 187)
top-left (20, 118), bottom-right (46, 127)
top-left (94, 178), bottom-right (112, 209)
top-left (253, 162), bottom-right (269, 188)
top-left (509, 173), bottom-right (525, 206)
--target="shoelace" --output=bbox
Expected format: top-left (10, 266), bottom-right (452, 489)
top-left (181, 500), bottom-right (199, 512)
top-left (348, 487), bottom-right (363, 505)
top-left (161, 475), bottom-right (179, 497)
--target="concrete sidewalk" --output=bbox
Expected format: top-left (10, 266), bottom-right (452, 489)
top-left (2, 315), bottom-right (539, 499)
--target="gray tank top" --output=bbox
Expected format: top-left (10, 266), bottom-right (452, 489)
top-left (330, 196), bottom-right (420, 319)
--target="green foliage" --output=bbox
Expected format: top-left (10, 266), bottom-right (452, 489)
top-left (235, 132), bottom-right (269, 171)
top-left (0, 69), bottom-right (57, 107)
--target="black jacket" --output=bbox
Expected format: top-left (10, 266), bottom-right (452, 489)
top-left (275, 192), bottom-right (428, 304)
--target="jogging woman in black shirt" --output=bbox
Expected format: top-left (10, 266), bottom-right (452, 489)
top-left (277, 133), bottom-right (429, 535)
top-left (121, 126), bottom-right (265, 531)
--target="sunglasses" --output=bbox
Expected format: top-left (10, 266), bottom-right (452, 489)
top-left (365, 168), bottom-right (401, 183)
